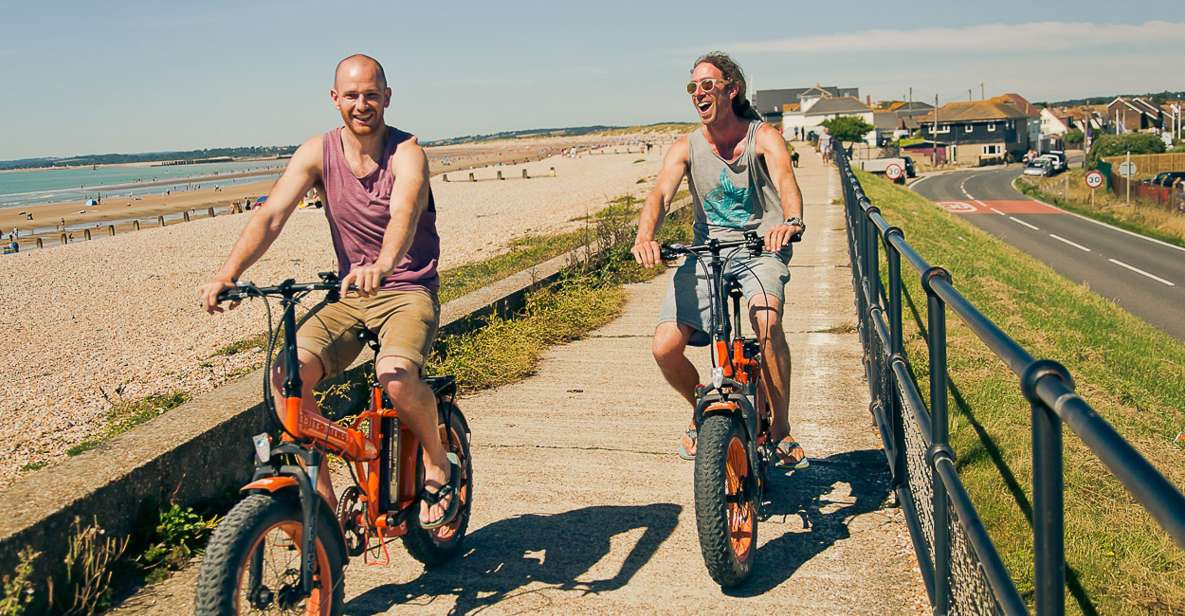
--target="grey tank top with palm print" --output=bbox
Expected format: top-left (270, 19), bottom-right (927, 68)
top-left (686, 121), bottom-right (783, 244)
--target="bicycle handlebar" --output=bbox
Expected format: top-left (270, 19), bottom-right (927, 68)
top-left (659, 229), bottom-right (801, 261)
top-left (215, 271), bottom-right (344, 303)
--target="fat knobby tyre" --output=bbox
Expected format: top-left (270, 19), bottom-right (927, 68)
top-left (403, 404), bottom-right (474, 566)
top-left (194, 493), bottom-right (345, 615)
top-left (694, 412), bottom-right (757, 587)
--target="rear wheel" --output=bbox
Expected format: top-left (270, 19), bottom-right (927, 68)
top-left (403, 403), bottom-right (473, 566)
top-left (694, 412), bottom-right (757, 588)
top-left (194, 493), bottom-right (344, 615)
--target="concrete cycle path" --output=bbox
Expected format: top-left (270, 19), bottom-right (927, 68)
top-left (111, 144), bottom-right (926, 615)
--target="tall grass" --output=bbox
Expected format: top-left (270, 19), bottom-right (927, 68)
top-left (858, 170), bottom-right (1185, 614)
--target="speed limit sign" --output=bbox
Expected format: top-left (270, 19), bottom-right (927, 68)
top-left (885, 163), bottom-right (904, 181)
top-left (1084, 170), bottom-right (1104, 189)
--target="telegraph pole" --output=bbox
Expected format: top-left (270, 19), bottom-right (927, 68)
top-left (980, 82), bottom-right (985, 100)
top-left (968, 89), bottom-right (973, 101)
top-left (933, 94), bottom-right (939, 166)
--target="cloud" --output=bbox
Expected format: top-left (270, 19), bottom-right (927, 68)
top-left (717, 20), bottom-right (1184, 55)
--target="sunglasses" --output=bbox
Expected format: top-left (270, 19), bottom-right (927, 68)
top-left (686, 79), bottom-right (729, 95)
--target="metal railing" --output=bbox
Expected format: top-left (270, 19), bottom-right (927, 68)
top-left (834, 147), bottom-right (1185, 615)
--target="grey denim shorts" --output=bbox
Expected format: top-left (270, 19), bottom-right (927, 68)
top-left (657, 247), bottom-right (791, 347)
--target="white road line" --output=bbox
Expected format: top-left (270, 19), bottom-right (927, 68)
top-left (909, 175), bottom-right (931, 189)
top-left (1009, 216), bottom-right (1039, 231)
top-left (959, 177), bottom-right (973, 199)
top-left (1108, 258), bottom-right (1176, 286)
top-left (1009, 176), bottom-right (1185, 254)
top-left (970, 198), bottom-right (1006, 215)
top-left (1048, 233), bottom-right (1091, 252)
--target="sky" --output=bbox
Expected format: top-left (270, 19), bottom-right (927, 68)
top-left (1, 0), bottom-right (1182, 160)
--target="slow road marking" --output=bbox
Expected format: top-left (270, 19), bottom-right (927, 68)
top-left (1108, 258), bottom-right (1176, 286)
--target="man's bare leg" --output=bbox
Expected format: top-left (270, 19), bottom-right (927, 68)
top-left (271, 349), bottom-right (336, 510)
top-left (375, 356), bottom-right (452, 524)
top-left (652, 322), bottom-right (699, 408)
top-left (748, 295), bottom-right (793, 442)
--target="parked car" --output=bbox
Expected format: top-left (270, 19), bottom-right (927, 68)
top-left (1039, 151), bottom-right (1068, 173)
top-left (1146, 171), bottom-right (1185, 187)
top-left (902, 155), bottom-right (917, 178)
top-left (1023, 159), bottom-right (1053, 177)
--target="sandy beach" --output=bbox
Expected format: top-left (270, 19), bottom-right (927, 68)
top-left (0, 134), bottom-right (660, 246)
top-left (0, 135), bottom-right (673, 488)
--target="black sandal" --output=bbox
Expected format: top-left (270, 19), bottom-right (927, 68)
top-left (418, 462), bottom-right (461, 529)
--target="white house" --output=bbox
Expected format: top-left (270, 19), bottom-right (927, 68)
top-left (1039, 108), bottom-right (1072, 136)
top-left (781, 96), bottom-right (877, 146)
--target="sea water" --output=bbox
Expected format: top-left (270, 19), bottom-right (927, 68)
top-left (0, 159), bottom-right (288, 208)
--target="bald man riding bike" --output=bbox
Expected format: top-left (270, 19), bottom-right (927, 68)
top-left (198, 54), bottom-right (459, 529)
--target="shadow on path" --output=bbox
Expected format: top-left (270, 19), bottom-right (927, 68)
top-left (727, 449), bottom-right (892, 597)
top-left (345, 503), bottom-right (681, 615)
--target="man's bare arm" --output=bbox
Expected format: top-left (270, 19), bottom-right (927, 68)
top-left (756, 125), bottom-right (805, 251)
top-left (340, 136), bottom-right (429, 295)
top-left (199, 135), bottom-right (321, 313)
top-left (632, 137), bottom-right (690, 268)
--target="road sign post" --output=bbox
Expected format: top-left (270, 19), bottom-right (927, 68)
top-left (1084, 170), bottom-right (1104, 207)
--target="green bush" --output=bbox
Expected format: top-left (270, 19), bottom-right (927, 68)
top-left (820, 115), bottom-right (874, 144)
top-left (1087, 133), bottom-right (1165, 165)
top-left (1063, 128), bottom-right (1084, 146)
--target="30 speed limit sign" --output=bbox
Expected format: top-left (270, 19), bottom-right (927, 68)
top-left (885, 163), bottom-right (904, 180)
top-left (1084, 170), bottom-right (1104, 189)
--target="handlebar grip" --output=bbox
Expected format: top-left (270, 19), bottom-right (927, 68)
top-left (215, 288), bottom-right (245, 303)
top-left (659, 244), bottom-right (682, 260)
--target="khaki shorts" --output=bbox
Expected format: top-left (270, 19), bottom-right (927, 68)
top-left (295, 288), bottom-right (440, 377)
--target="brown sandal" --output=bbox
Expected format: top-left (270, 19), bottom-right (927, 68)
top-left (775, 439), bottom-right (809, 469)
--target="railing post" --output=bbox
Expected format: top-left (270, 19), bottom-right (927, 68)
top-left (887, 232), bottom-right (906, 484)
top-left (1023, 361), bottom-right (1069, 616)
top-left (925, 267), bottom-right (952, 615)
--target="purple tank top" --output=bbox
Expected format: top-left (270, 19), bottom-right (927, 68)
top-left (321, 126), bottom-right (439, 293)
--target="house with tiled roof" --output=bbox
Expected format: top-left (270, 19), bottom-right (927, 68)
top-left (752, 85), bottom-right (860, 122)
top-left (1107, 97), bottom-right (1163, 133)
top-left (918, 100), bottom-right (1032, 164)
top-left (781, 96), bottom-right (876, 145)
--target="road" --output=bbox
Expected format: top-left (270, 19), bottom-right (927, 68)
top-left (911, 166), bottom-right (1185, 342)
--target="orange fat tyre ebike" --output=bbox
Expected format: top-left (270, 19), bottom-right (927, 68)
top-left (194, 273), bottom-right (473, 615)
top-left (660, 231), bottom-right (799, 588)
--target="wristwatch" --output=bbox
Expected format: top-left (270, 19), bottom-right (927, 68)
top-left (784, 217), bottom-right (806, 234)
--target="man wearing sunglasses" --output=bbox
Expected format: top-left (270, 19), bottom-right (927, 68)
top-left (631, 51), bottom-right (809, 469)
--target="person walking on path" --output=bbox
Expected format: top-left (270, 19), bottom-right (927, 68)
top-left (631, 51), bottom-right (808, 468)
top-left (818, 126), bottom-right (833, 164)
top-left (198, 54), bottom-right (459, 529)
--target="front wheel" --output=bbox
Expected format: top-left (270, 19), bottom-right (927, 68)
top-left (403, 403), bottom-right (473, 566)
top-left (194, 493), bottom-right (345, 615)
top-left (694, 412), bottom-right (758, 588)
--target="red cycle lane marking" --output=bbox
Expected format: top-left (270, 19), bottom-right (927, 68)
top-left (936, 200), bottom-right (1061, 215)
top-left (976, 200), bottom-right (1062, 214)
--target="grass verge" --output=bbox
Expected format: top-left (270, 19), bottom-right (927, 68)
top-left (857, 169), bottom-right (1185, 614)
top-left (428, 203), bottom-right (693, 393)
top-left (1014, 171), bottom-right (1185, 249)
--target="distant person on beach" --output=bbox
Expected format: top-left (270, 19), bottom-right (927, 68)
top-left (630, 51), bottom-right (809, 468)
top-left (198, 54), bottom-right (457, 528)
